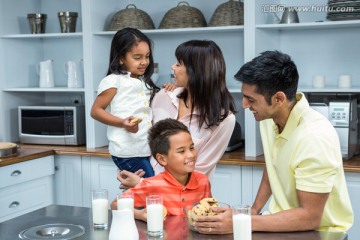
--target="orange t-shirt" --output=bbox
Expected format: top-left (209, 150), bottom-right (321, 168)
top-left (125, 170), bottom-right (212, 216)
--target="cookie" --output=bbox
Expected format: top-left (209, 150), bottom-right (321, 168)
top-left (130, 117), bottom-right (142, 124)
top-left (163, 206), bottom-right (167, 219)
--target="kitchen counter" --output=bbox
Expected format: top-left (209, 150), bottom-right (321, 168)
top-left (0, 205), bottom-right (348, 240)
top-left (1, 144), bottom-right (360, 172)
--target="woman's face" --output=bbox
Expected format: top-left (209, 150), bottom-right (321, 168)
top-left (171, 61), bottom-right (188, 88)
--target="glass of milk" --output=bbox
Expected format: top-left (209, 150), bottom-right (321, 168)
top-left (91, 189), bottom-right (109, 229)
top-left (146, 195), bottom-right (163, 237)
top-left (117, 191), bottom-right (134, 214)
top-left (232, 204), bottom-right (252, 240)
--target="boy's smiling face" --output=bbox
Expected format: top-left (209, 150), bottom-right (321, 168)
top-left (157, 131), bottom-right (197, 184)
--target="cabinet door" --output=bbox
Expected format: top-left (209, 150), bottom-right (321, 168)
top-left (345, 172), bottom-right (360, 240)
top-left (89, 157), bottom-right (119, 208)
top-left (0, 176), bottom-right (53, 222)
top-left (212, 164), bottom-right (242, 206)
top-left (54, 155), bottom-right (83, 207)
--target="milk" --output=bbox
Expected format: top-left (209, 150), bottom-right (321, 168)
top-left (147, 203), bottom-right (163, 232)
top-left (233, 213), bottom-right (251, 240)
top-left (92, 198), bottom-right (109, 225)
top-left (117, 197), bottom-right (134, 213)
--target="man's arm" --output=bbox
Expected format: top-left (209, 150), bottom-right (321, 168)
top-left (252, 168), bottom-right (272, 215)
top-left (252, 190), bottom-right (329, 232)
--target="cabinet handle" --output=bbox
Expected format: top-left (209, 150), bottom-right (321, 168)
top-left (55, 166), bottom-right (60, 171)
top-left (10, 170), bottom-right (22, 176)
top-left (9, 201), bottom-right (20, 208)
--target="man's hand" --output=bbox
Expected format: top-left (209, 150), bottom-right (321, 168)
top-left (194, 206), bottom-right (233, 234)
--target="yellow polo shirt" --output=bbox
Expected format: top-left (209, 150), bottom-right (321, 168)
top-left (260, 93), bottom-right (353, 232)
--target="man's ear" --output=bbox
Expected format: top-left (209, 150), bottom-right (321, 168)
top-left (273, 91), bottom-right (286, 105)
top-left (155, 153), bottom-right (167, 167)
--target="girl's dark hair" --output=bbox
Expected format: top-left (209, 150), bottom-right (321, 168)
top-left (175, 40), bottom-right (236, 129)
top-left (107, 27), bottom-right (159, 101)
top-left (234, 50), bottom-right (299, 105)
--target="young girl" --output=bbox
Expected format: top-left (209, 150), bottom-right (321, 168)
top-left (91, 28), bottom-right (172, 178)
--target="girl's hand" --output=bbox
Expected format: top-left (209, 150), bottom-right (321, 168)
top-left (162, 82), bottom-right (176, 92)
top-left (122, 116), bottom-right (140, 133)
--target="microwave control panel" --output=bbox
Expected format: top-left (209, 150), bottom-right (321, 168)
top-left (329, 100), bottom-right (356, 127)
top-left (65, 110), bottom-right (74, 134)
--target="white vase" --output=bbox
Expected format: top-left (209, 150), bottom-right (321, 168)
top-left (109, 209), bottom-right (139, 240)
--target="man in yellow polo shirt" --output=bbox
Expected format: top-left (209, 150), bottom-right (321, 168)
top-left (194, 50), bottom-right (353, 234)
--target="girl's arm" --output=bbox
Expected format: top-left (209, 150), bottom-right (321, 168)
top-left (90, 88), bottom-right (139, 132)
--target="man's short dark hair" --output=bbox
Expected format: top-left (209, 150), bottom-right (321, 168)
top-left (234, 50), bottom-right (299, 105)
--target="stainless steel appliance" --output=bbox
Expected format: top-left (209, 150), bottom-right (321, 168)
top-left (18, 105), bottom-right (86, 145)
top-left (311, 100), bottom-right (358, 160)
top-left (329, 100), bottom-right (358, 160)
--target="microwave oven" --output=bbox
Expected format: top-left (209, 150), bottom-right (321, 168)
top-left (18, 105), bottom-right (86, 146)
top-left (310, 100), bottom-right (358, 160)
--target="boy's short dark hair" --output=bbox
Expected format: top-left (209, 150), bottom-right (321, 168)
top-left (148, 118), bottom-right (190, 159)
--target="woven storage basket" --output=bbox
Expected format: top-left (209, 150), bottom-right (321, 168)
top-left (107, 4), bottom-right (155, 31)
top-left (159, 1), bottom-right (207, 29)
top-left (209, 0), bottom-right (244, 26)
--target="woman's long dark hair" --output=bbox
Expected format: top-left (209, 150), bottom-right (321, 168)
top-left (175, 40), bottom-right (236, 129)
top-left (107, 27), bottom-right (159, 101)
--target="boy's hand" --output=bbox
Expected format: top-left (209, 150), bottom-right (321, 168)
top-left (135, 208), bottom-right (147, 222)
top-left (162, 82), bottom-right (176, 92)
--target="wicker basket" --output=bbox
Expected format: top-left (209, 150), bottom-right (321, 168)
top-left (107, 4), bottom-right (155, 31)
top-left (159, 1), bottom-right (207, 29)
top-left (209, 0), bottom-right (244, 27)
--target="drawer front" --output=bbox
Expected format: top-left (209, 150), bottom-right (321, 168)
top-left (0, 156), bottom-right (54, 189)
top-left (0, 176), bottom-right (54, 222)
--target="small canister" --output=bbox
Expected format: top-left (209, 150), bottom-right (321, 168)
top-left (27, 13), bottom-right (47, 34)
top-left (58, 12), bottom-right (78, 33)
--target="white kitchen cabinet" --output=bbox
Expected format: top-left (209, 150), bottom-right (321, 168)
top-left (54, 155), bottom-right (83, 207)
top-left (212, 164), bottom-right (242, 206)
top-left (345, 172), bottom-right (360, 240)
top-left (82, 156), bottom-right (119, 208)
top-left (0, 156), bottom-right (54, 222)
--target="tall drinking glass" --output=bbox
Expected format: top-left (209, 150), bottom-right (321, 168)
top-left (146, 195), bottom-right (163, 237)
top-left (117, 191), bottom-right (134, 213)
top-left (91, 189), bottom-right (109, 229)
top-left (232, 204), bottom-right (252, 240)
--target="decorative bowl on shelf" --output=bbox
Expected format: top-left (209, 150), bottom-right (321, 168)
top-left (107, 4), bottom-right (155, 31)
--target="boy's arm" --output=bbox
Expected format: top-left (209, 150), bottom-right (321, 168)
top-left (134, 208), bottom-right (147, 222)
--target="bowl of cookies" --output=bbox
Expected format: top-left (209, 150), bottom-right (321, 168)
top-left (184, 198), bottom-right (229, 232)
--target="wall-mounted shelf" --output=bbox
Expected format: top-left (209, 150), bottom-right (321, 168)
top-left (94, 26), bottom-right (244, 36)
top-left (3, 87), bottom-right (85, 92)
top-left (299, 86), bottom-right (360, 93)
top-left (1, 33), bottom-right (83, 39)
top-left (256, 20), bottom-right (360, 30)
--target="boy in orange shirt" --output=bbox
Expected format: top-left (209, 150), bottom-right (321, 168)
top-left (110, 118), bottom-right (212, 221)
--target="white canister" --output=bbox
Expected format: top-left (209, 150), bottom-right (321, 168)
top-left (64, 60), bottom-right (83, 88)
top-left (37, 59), bottom-right (55, 88)
top-left (338, 75), bottom-right (352, 88)
top-left (312, 75), bottom-right (326, 88)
